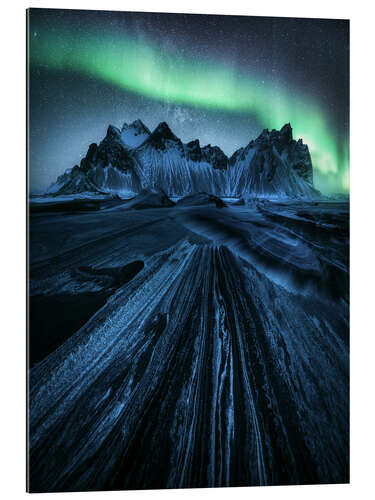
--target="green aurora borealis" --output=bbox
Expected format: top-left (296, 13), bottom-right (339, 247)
top-left (29, 17), bottom-right (349, 193)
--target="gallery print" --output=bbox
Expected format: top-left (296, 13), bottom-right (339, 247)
top-left (27, 8), bottom-right (349, 492)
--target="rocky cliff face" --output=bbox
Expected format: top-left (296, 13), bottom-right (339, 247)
top-left (47, 121), bottom-right (318, 198)
top-left (51, 124), bottom-right (141, 195)
top-left (227, 123), bottom-right (315, 197)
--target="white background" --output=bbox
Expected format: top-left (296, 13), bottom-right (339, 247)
top-left (0, 0), bottom-right (374, 498)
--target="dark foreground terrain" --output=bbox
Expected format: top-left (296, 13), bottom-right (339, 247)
top-left (28, 198), bottom-right (349, 492)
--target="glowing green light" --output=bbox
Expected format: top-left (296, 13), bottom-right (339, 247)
top-left (29, 27), bottom-right (349, 193)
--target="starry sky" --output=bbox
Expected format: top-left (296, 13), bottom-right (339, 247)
top-left (28, 8), bottom-right (349, 194)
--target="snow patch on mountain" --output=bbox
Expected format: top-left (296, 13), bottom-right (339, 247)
top-left (120, 119), bottom-right (151, 149)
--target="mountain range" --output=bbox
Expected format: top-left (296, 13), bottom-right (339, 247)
top-left (47, 120), bottom-right (319, 198)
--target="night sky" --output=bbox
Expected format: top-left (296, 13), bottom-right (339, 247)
top-left (28, 8), bottom-right (349, 194)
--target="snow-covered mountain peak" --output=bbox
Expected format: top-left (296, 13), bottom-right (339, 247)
top-left (121, 119), bottom-right (150, 134)
top-left (106, 125), bottom-right (122, 141)
top-left (120, 119), bottom-right (150, 149)
top-left (227, 123), bottom-right (315, 195)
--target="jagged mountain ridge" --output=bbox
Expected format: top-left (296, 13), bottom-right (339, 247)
top-left (48, 120), bottom-right (318, 198)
